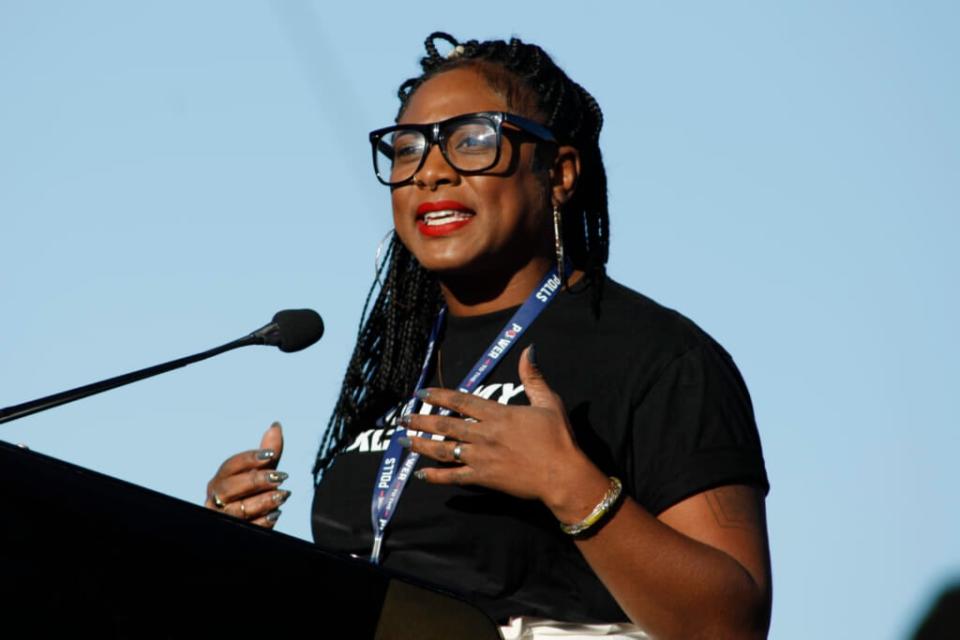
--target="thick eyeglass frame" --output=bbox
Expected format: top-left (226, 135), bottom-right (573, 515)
top-left (368, 111), bottom-right (557, 186)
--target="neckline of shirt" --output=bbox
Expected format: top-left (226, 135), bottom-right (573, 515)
top-left (444, 272), bottom-right (599, 332)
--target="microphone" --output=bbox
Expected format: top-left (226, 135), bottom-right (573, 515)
top-left (249, 309), bottom-right (325, 353)
top-left (0, 309), bottom-right (324, 425)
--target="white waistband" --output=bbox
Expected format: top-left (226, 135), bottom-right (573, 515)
top-left (498, 616), bottom-right (650, 640)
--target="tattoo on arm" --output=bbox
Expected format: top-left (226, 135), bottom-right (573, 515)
top-left (704, 486), bottom-right (758, 531)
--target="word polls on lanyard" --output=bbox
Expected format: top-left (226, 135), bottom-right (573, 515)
top-left (368, 262), bottom-right (568, 565)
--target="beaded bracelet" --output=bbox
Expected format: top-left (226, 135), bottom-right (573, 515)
top-left (559, 477), bottom-right (623, 536)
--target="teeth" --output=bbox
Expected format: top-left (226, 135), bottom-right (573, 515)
top-left (422, 210), bottom-right (473, 226)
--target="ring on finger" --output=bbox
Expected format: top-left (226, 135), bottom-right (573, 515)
top-left (240, 501), bottom-right (247, 518)
top-left (212, 493), bottom-right (226, 509)
top-left (452, 443), bottom-right (463, 463)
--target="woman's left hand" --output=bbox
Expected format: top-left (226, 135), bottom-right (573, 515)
top-left (401, 345), bottom-right (610, 517)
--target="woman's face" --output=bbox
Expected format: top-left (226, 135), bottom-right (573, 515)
top-left (390, 67), bottom-right (554, 279)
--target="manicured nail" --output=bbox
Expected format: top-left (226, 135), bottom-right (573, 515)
top-left (273, 490), bottom-right (291, 505)
top-left (414, 470), bottom-right (426, 481)
top-left (266, 510), bottom-right (281, 523)
top-left (399, 414), bottom-right (412, 426)
top-left (416, 389), bottom-right (430, 400)
top-left (267, 471), bottom-right (288, 483)
top-left (527, 344), bottom-right (538, 366)
top-left (270, 421), bottom-right (282, 429)
top-left (397, 436), bottom-right (412, 448)
top-left (256, 449), bottom-right (276, 461)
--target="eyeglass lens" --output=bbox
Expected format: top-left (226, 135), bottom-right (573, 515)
top-left (375, 117), bottom-right (499, 184)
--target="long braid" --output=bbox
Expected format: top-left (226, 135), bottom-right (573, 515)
top-left (313, 33), bottom-right (611, 481)
top-left (313, 237), bottom-right (442, 481)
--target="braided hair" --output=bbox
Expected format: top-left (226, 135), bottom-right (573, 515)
top-left (312, 32), bottom-right (610, 482)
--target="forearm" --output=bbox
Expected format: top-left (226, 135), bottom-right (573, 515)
top-left (546, 461), bottom-right (771, 639)
top-left (402, 381), bottom-right (771, 636)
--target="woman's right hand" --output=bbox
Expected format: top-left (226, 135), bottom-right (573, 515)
top-left (204, 421), bottom-right (290, 528)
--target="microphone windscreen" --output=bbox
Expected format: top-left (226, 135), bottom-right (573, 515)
top-left (272, 309), bottom-right (324, 353)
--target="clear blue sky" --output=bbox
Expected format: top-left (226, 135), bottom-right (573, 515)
top-left (1, 2), bottom-right (957, 637)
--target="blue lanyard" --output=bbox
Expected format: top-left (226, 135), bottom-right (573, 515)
top-left (368, 262), bottom-right (568, 564)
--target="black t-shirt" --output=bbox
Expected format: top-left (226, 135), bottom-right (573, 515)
top-left (311, 276), bottom-right (768, 624)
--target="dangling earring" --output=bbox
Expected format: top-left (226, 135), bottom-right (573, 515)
top-left (374, 229), bottom-right (395, 288)
top-left (553, 205), bottom-right (566, 288)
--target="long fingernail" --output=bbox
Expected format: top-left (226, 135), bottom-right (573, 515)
top-left (267, 471), bottom-right (288, 483)
top-left (416, 389), bottom-right (430, 400)
top-left (527, 344), bottom-right (538, 366)
top-left (397, 436), bottom-right (411, 448)
top-left (256, 449), bottom-right (276, 461)
top-left (266, 510), bottom-right (281, 523)
top-left (273, 490), bottom-right (291, 505)
top-left (270, 421), bottom-right (282, 429)
top-left (414, 470), bottom-right (426, 480)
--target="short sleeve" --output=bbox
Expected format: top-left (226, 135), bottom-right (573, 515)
top-left (625, 342), bottom-right (769, 516)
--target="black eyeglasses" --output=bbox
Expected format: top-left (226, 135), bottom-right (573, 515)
top-left (368, 111), bottom-right (556, 186)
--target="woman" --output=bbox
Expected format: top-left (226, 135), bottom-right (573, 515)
top-left (206, 33), bottom-right (771, 638)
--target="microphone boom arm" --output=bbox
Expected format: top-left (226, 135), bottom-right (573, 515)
top-left (0, 309), bottom-right (321, 427)
top-left (0, 335), bottom-right (258, 426)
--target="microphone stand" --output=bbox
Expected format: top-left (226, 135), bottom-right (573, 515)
top-left (0, 323), bottom-right (279, 426)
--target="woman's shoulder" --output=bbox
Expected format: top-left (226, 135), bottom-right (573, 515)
top-left (563, 273), bottom-right (722, 360)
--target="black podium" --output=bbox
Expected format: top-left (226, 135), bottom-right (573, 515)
top-left (0, 440), bottom-right (501, 639)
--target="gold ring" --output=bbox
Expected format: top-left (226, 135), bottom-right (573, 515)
top-left (240, 501), bottom-right (247, 518)
top-left (212, 493), bottom-right (226, 509)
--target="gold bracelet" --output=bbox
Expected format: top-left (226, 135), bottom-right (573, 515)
top-left (559, 477), bottom-right (623, 536)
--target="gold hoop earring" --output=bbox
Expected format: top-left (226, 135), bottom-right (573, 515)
top-left (553, 205), bottom-right (566, 287)
top-left (374, 229), bottom-right (395, 288)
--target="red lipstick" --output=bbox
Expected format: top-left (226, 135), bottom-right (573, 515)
top-left (416, 200), bottom-right (474, 215)
top-left (415, 200), bottom-right (475, 237)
